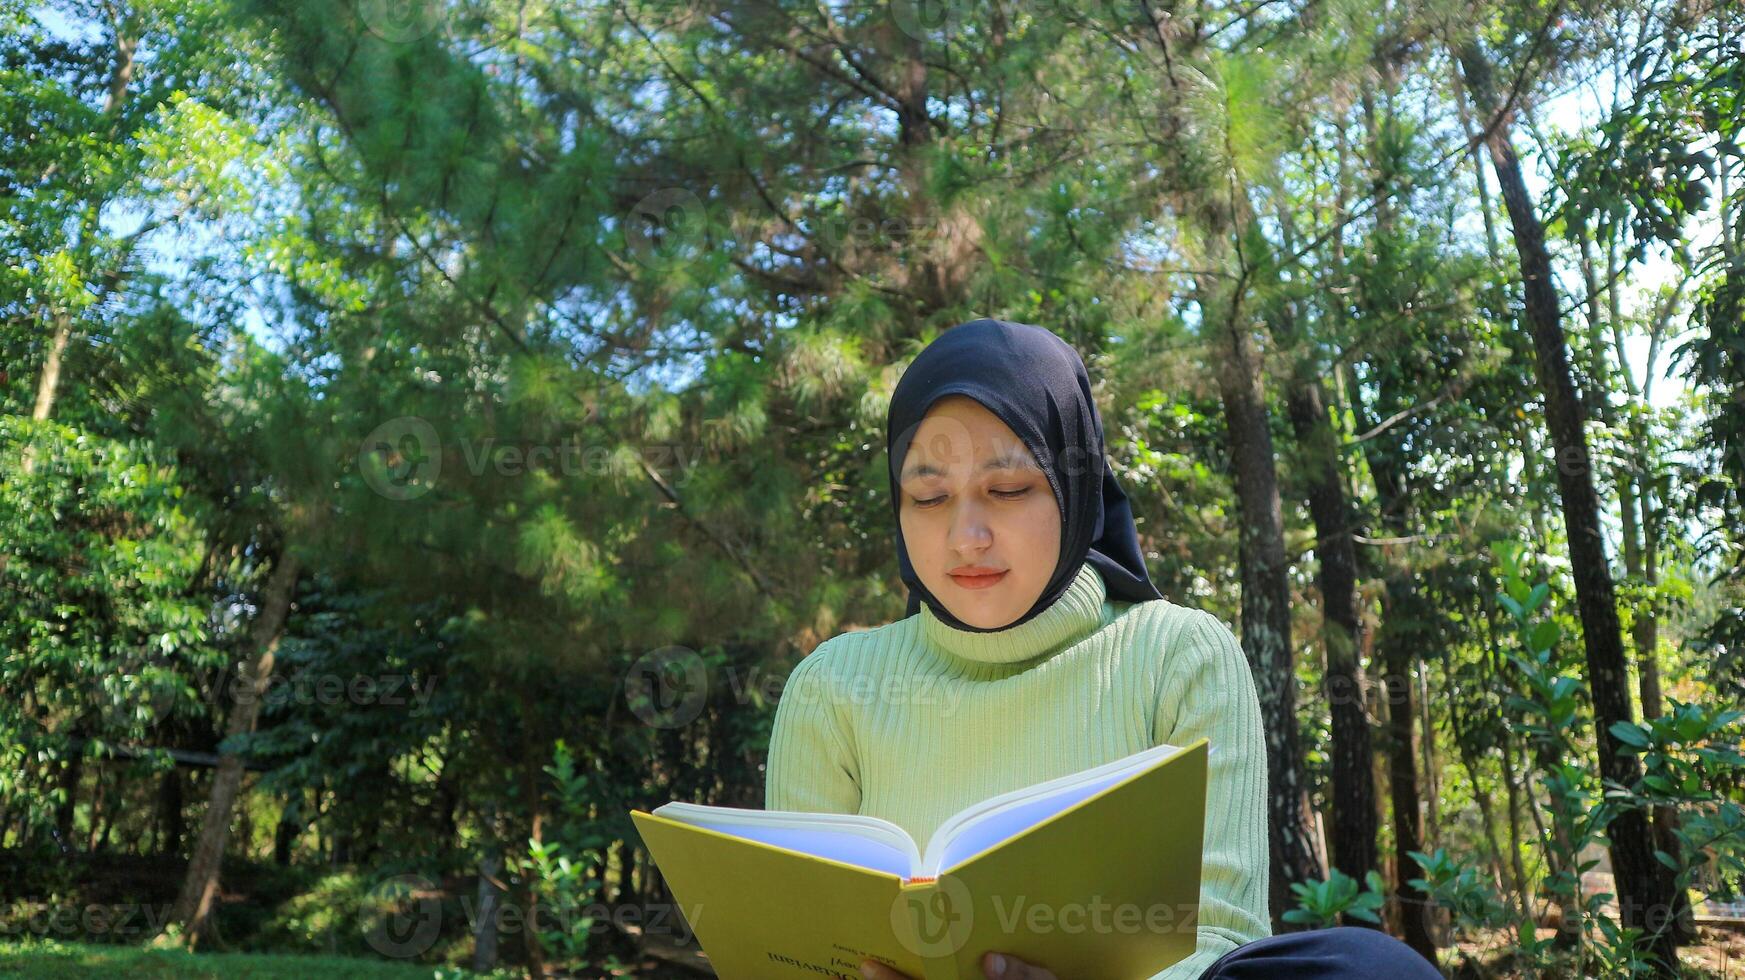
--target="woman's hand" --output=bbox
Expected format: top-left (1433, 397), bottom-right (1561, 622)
top-left (859, 952), bottom-right (1059, 980)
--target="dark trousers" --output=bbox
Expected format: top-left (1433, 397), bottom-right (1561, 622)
top-left (1199, 927), bottom-right (1441, 979)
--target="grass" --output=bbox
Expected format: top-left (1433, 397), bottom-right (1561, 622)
top-left (0, 938), bottom-right (461, 978)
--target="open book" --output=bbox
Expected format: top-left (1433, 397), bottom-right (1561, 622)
top-left (630, 738), bottom-right (1208, 980)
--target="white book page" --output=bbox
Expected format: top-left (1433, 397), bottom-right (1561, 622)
top-left (651, 801), bottom-right (921, 879)
top-left (920, 741), bottom-right (1189, 876)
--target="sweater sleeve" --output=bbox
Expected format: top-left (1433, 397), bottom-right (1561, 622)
top-left (764, 644), bottom-right (863, 816)
top-left (1147, 610), bottom-right (1272, 980)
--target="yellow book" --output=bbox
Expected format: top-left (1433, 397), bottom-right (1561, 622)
top-left (630, 738), bottom-right (1208, 980)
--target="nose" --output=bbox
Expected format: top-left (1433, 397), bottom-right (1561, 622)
top-left (947, 495), bottom-right (994, 555)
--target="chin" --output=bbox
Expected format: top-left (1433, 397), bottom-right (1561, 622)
top-left (941, 598), bottom-right (1021, 630)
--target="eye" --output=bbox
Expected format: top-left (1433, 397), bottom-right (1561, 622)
top-left (909, 486), bottom-right (1030, 508)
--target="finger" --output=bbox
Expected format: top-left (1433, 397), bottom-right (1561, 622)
top-left (983, 951), bottom-right (1059, 980)
top-left (860, 958), bottom-right (915, 980)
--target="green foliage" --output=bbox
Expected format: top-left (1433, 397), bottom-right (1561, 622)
top-left (245, 870), bottom-right (383, 957)
top-left (0, 418), bottom-right (216, 838)
top-left (1438, 542), bottom-right (1745, 977)
top-left (1283, 868), bottom-right (1388, 929)
top-left (1410, 848), bottom-right (1509, 932)
top-left (0, 937), bottom-right (450, 978)
top-left (1488, 541), bottom-right (1637, 974)
top-left (518, 741), bottom-right (611, 963)
top-left (1612, 701), bottom-right (1745, 925)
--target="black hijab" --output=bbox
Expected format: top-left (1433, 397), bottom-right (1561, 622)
top-left (886, 318), bottom-right (1165, 632)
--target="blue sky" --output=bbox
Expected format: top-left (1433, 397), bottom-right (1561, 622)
top-left (34, 4), bottom-right (1713, 412)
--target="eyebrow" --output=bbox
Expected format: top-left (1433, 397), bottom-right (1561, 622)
top-left (900, 448), bottom-right (1042, 482)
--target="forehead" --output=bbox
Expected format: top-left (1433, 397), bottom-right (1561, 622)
top-left (898, 396), bottom-right (1040, 480)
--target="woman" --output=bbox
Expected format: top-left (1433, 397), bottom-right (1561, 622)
top-left (764, 318), bottom-right (1440, 979)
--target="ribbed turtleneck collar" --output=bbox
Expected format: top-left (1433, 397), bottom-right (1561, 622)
top-left (920, 561), bottom-right (1107, 665)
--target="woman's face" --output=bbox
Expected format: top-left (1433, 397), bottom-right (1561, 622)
top-left (897, 395), bottom-right (1062, 630)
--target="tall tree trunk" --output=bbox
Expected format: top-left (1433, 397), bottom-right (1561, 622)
top-left (162, 552), bottom-right (301, 948)
top-left (1456, 41), bottom-right (1677, 971)
top-left (1630, 281), bottom-right (1695, 942)
top-left (157, 767), bottom-right (185, 856)
top-left (520, 700), bottom-right (546, 977)
top-left (54, 748), bottom-right (82, 849)
top-left (1577, 210), bottom-right (1700, 945)
top-left (613, 838), bottom-right (635, 905)
top-left (1315, 121), bottom-right (1386, 897)
top-left (26, 11), bottom-right (135, 438)
top-left (273, 803), bottom-right (298, 866)
top-left (1270, 238), bottom-right (1380, 897)
top-left (1481, 600), bottom-right (1534, 921)
top-left (20, 310), bottom-right (75, 477)
top-left (1417, 661), bottom-right (1440, 851)
top-left (1448, 691), bottom-right (1512, 899)
top-left (1349, 70), bottom-right (1440, 957)
top-left (86, 763), bottom-right (107, 852)
top-left (473, 847), bottom-right (504, 973)
top-left (894, 24), bottom-right (948, 327)
top-left (1139, 14), bottom-right (1322, 916)
top-left (1205, 276), bottom-right (1325, 927)
top-left (1448, 57), bottom-right (1502, 263)
top-left (30, 311), bottom-right (73, 423)
top-left (1343, 358), bottom-right (1439, 959)
top-left (1291, 347), bottom-right (1380, 896)
top-left (1636, 467), bottom-right (1694, 941)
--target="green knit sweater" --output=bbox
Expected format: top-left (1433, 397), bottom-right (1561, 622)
top-left (763, 560), bottom-right (1271, 980)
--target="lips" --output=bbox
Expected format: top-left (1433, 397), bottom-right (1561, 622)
top-left (948, 568), bottom-right (1008, 589)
